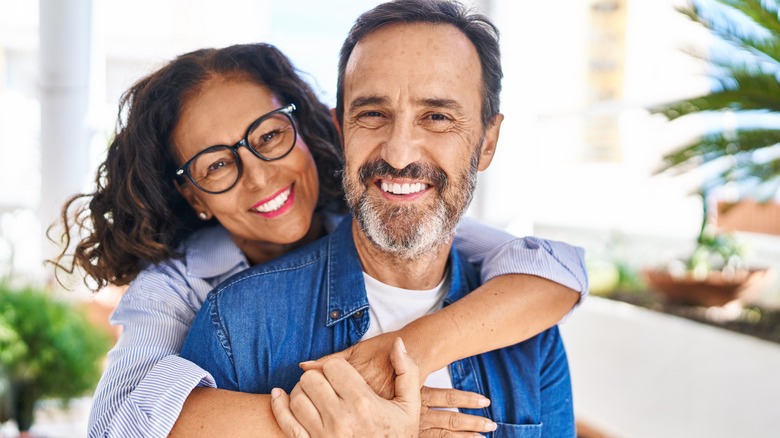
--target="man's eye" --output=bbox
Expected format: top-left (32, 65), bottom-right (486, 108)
top-left (360, 111), bottom-right (383, 118)
top-left (428, 113), bottom-right (449, 121)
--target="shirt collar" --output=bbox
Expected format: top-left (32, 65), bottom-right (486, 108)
top-left (185, 225), bottom-right (249, 279)
top-left (324, 217), bottom-right (479, 326)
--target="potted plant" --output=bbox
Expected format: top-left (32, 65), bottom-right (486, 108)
top-left (643, 192), bottom-right (774, 306)
top-left (648, 0), bottom-right (780, 306)
top-left (0, 280), bottom-right (110, 436)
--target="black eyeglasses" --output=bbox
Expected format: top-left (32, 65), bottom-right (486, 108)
top-left (175, 103), bottom-right (298, 194)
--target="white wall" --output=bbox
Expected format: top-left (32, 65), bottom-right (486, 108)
top-left (562, 297), bottom-right (780, 438)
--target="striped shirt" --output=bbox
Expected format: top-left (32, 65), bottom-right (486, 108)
top-left (88, 215), bottom-right (587, 437)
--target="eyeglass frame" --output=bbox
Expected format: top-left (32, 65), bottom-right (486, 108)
top-left (174, 103), bottom-right (298, 194)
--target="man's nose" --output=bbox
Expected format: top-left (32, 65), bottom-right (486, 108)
top-left (381, 121), bottom-right (422, 170)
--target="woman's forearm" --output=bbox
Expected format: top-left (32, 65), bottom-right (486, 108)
top-left (397, 274), bottom-right (579, 379)
top-left (170, 388), bottom-right (284, 437)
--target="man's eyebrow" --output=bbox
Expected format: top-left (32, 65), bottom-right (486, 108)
top-left (417, 98), bottom-right (463, 111)
top-left (347, 95), bottom-right (388, 115)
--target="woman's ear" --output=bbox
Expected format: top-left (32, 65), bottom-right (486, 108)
top-left (174, 179), bottom-right (211, 219)
top-left (477, 113), bottom-right (503, 171)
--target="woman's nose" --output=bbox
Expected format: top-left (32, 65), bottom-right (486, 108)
top-left (238, 147), bottom-right (276, 190)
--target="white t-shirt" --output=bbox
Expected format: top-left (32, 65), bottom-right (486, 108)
top-left (361, 270), bottom-right (456, 410)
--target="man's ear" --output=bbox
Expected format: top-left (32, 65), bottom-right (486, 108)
top-left (477, 113), bottom-right (503, 171)
top-left (330, 108), bottom-right (343, 144)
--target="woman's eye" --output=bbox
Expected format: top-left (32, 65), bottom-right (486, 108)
top-left (207, 160), bottom-right (227, 172)
top-left (260, 130), bottom-right (280, 143)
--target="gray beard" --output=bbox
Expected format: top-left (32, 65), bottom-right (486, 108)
top-left (344, 145), bottom-right (481, 260)
top-left (352, 191), bottom-right (453, 259)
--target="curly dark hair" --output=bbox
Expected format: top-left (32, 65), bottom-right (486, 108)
top-left (49, 43), bottom-right (346, 291)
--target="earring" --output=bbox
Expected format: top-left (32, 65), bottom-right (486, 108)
top-left (198, 212), bottom-right (208, 220)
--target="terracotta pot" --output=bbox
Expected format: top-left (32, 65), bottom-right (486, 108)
top-left (643, 268), bottom-right (775, 307)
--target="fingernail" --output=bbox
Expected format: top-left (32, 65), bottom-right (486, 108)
top-left (398, 337), bottom-right (408, 353)
top-left (478, 397), bottom-right (491, 407)
top-left (271, 388), bottom-right (281, 399)
top-left (484, 421), bottom-right (497, 431)
top-left (299, 360), bottom-right (315, 367)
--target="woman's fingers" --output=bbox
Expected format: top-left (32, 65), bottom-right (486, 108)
top-left (419, 408), bottom-right (497, 435)
top-left (420, 386), bottom-right (491, 409)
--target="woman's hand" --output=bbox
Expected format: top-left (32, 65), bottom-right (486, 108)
top-left (271, 337), bottom-right (420, 438)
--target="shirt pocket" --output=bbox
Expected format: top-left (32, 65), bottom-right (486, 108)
top-left (492, 422), bottom-right (542, 438)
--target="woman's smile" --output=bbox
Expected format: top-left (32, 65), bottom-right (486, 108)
top-left (250, 183), bottom-right (295, 218)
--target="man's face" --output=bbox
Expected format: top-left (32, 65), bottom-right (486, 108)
top-left (341, 22), bottom-right (502, 258)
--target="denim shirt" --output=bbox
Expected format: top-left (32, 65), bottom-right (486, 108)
top-left (180, 219), bottom-right (574, 438)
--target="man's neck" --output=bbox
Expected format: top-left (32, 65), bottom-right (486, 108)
top-left (351, 219), bottom-right (452, 290)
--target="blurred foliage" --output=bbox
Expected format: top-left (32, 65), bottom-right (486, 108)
top-left (653, 0), bottom-right (780, 198)
top-left (0, 281), bottom-right (110, 403)
top-left (587, 258), bottom-right (646, 297)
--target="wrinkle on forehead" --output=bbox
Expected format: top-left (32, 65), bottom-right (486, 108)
top-left (344, 23), bottom-right (482, 110)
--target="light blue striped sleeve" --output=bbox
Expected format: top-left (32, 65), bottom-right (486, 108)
top-left (87, 270), bottom-right (215, 438)
top-left (453, 217), bottom-right (589, 312)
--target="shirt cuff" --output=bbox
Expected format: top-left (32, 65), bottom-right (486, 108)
top-left (107, 355), bottom-right (215, 437)
top-left (479, 237), bottom-right (589, 318)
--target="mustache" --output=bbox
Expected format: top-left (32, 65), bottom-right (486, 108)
top-left (358, 159), bottom-right (449, 192)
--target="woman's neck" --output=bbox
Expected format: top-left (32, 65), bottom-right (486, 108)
top-left (238, 213), bottom-right (325, 266)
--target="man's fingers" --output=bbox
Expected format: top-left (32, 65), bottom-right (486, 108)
top-left (298, 369), bottom-right (340, 411)
top-left (270, 387), bottom-right (311, 438)
top-left (419, 429), bottom-right (487, 438)
top-left (419, 409), bottom-right (497, 434)
top-left (286, 383), bottom-right (325, 435)
top-left (390, 337), bottom-right (420, 405)
top-left (320, 357), bottom-right (375, 400)
top-left (421, 386), bottom-right (490, 409)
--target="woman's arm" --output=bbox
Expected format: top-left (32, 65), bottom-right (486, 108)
top-left (304, 219), bottom-right (587, 389)
top-left (87, 273), bottom-right (213, 437)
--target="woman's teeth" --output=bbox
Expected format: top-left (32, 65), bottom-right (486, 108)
top-left (380, 181), bottom-right (427, 195)
top-left (254, 187), bottom-right (291, 213)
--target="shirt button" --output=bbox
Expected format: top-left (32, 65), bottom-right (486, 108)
top-left (329, 310), bottom-right (340, 319)
top-left (353, 310), bottom-right (364, 318)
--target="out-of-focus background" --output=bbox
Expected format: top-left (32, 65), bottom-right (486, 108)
top-left (0, 0), bottom-right (779, 437)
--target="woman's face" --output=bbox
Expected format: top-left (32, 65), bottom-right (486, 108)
top-left (173, 75), bottom-right (320, 260)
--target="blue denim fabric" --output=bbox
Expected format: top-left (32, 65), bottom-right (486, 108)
top-left (180, 218), bottom-right (574, 437)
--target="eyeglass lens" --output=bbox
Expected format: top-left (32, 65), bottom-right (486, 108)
top-left (189, 113), bottom-right (295, 193)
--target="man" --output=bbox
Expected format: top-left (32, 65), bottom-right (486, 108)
top-left (181, 0), bottom-right (575, 436)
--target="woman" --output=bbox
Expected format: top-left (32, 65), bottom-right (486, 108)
top-left (51, 43), bottom-right (586, 437)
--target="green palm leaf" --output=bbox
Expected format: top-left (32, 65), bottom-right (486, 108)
top-left (655, 0), bottom-right (780, 196)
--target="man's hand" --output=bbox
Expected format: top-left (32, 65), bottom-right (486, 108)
top-left (300, 331), bottom-right (398, 399)
top-left (271, 337), bottom-right (420, 437)
top-left (419, 387), bottom-right (497, 437)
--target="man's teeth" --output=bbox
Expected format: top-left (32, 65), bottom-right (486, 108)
top-left (380, 181), bottom-right (427, 195)
top-left (254, 188), bottom-right (291, 213)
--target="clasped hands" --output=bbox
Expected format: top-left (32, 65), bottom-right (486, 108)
top-left (270, 333), bottom-right (497, 437)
